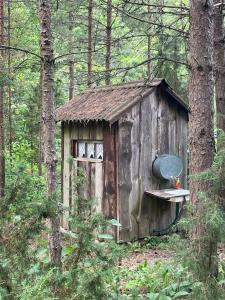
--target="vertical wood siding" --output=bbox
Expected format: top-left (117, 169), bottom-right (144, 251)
top-left (62, 121), bottom-right (111, 230)
top-left (61, 90), bottom-right (188, 242)
top-left (70, 121), bottom-right (103, 140)
top-left (118, 90), bottom-right (188, 241)
top-left (62, 122), bottom-right (71, 228)
top-left (72, 159), bottom-right (103, 214)
top-left (103, 123), bottom-right (118, 225)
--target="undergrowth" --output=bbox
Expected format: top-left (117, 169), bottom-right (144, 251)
top-left (2, 134), bottom-right (225, 299)
top-left (174, 131), bottom-right (225, 299)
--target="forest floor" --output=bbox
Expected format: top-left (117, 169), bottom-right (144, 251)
top-left (120, 248), bottom-right (172, 270)
top-left (112, 236), bottom-right (192, 299)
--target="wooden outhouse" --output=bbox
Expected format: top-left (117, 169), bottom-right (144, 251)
top-left (55, 79), bottom-right (189, 242)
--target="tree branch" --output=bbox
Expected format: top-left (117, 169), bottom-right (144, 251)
top-left (121, 1), bottom-right (189, 11)
top-left (92, 56), bottom-right (189, 73)
top-left (100, 0), bottom-right (188, 36)
top-left (0, 45), bottom-right (41, 59)
top-left (54, 45), bottom-right (106, 61)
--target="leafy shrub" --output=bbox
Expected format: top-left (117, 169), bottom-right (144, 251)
top-left (172, 130), bottom-right (225, 299)
top-left (19, 270), bottom-right (56, 300)
top-left (0, 159), bottom-right (49, 299)
top-left (54, 165), bottom-right (123, 299)
top-left (107, 259), bottom-right (192, 300)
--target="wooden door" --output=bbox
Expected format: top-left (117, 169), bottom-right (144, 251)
top-left (72, 158), bottom-right (104, 214)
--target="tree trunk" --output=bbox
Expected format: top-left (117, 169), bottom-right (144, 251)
top-left (68, 11), bottom-right (75, 99)
top-left (39, 0), bottom-right (61, 266)
top-left (105, 0), bottom-right (112, 85)
top-left (87, 0), bottom-right (93, 87)
top-left (38, 60), bottom-right (43, 176)
top-left (0, 0), bottom-right (5, 198)
top-left (147, 0), bottom-right (151, 78)
top-left (189, 0), bottom-right (215, 278)
top-left (69, 60), bottom-right (75, 99)
top-left (213, 0), bottom-right (225, 131)
top-left (157, 2), bottom-right (164, 78)
top-left (7, 1), bottom-right (12, 160)
top-left (172, 40), bottom-right (179, 88)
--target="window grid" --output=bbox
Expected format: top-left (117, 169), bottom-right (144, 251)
top-left (71, 140), bottom-right (103, 160)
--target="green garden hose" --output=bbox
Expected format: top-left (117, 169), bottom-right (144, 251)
top-left (152, 201), bottom-right (184, 235)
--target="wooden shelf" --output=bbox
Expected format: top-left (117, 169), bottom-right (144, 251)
top-left (145, 189), bottom-right (190, 203)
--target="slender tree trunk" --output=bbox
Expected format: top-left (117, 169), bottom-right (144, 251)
top-left (38, 61), bottom-right (43, 176)
top-left (7, 0), bottom-right (12, 160)
top-left (173, 40), bottom-right (179, 88)
top-left (69, 60), bottom-right (75, 99)
top-left (147, 0), bottom-right (151, 78)
top-left (157, 1), bottom-right (164, 77)
top-left (39, 0), bottom-right (61, 266)
top-left (213, 0), bottom-right (225, 131)
top-left (189, 0), bottom-right (216, 278)
top-left (105, 0), bottom-right (112, 85)
top-left (87, 0), bottom-right (93, 87)
top-left (68, 11), bottom-right (75, 99)
top-left (0, 0), bottom-right (5, 198)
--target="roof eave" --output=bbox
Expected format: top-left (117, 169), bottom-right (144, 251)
top-left (160, 80), bottom-right (189, 113)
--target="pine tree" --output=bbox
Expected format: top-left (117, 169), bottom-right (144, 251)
top-left (105, 0), bottom-right (112, 85)
top-left (68, 10), bottom-right (75, 99)
top-left (87, 0), bottom-right (93, 87)
top-left (0, 0), bottom-right (5, 198)
top-left (188, 0), bottom-right (216, 278)
top-left (39, 0), bottom-right (61, 266)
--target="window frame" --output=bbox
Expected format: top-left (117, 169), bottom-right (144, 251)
top-left (71, 140), bottom-right (104, 161)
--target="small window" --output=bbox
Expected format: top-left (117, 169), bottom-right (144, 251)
top-left (78, 142), bottom-right (86, 158)
top-left (96, 143), bottom-right (103, 159)
top-left (87, 143), bottom-right (95, 158)
top-left (72, 140), bottom-right (103, 160)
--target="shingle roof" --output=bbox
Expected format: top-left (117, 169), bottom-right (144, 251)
top-left (55, 79), bottom-right (188, 124)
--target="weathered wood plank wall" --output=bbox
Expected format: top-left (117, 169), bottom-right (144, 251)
top-left (72, 159), bottom-right (103, 214)
top-left (62, 122), bottom-right (71, 228)
top-left (70, 121), bottom-right (103, 140)
top-left (62, 88), bottom-right (188, 241)
top-left (118, 89), bottom-right (188, 241)
top-left (62, 121), bottom-right (104, 227)
top-left (62, 121), bottom-right (118, 236)
top-left (118, 105), bottom-right (140, 241)
top-left (103, 123), bottom-right (118, 220)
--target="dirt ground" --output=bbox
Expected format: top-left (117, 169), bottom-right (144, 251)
top-left (119, 249), bottom-right (173, 270)
top-left (119, 244), bottom-right (225, 271)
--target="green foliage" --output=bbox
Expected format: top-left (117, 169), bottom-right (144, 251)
top-left (0, 159), bottom-right (48, 299)
top-left (144, 236), bottom-right (170, 250)
top-left (171, 131), bottom-right (225, 299)
top-left (107, 259), bottom-right (192, 300)
top-left (19, 269), bottom-right (57, 300)
top-left (0, 161), bottom-right (123, 299)
top-left (2, 1), bottom-right (225, 299)
top-left (1, 157), bottom-right (225, 300)
top-left (54, 166), bottom-right (123, 299)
